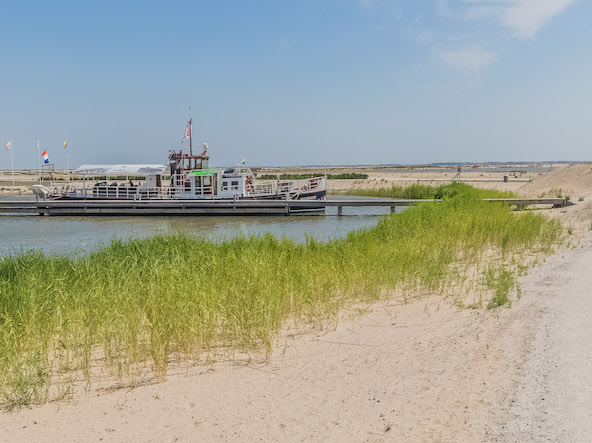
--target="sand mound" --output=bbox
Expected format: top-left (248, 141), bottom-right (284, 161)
top-left (549, 200), bottom-right (592, 233)
top-left (519, 164), bottom-right (592, 199)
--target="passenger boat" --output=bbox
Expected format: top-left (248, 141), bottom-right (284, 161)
top-left (32, 118), bottom-right (326, 201)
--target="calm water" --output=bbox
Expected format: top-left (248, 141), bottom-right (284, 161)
top-left (0, 196), bottom-right (396, 256)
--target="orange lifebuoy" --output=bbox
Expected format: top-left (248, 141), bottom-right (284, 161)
top-left (245, 176), bottom-right (255, 193)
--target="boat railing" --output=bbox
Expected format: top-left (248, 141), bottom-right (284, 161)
top-left (50, 175), bottom-right (325, 200)
top-left (276, 177), bottom-right (325, 194)
top-left (251, 181), bottom-right (276, 195)
top-left (248, 176), bottom-right (324, 197)
top-left (57, 184), bottom-right (217, 200)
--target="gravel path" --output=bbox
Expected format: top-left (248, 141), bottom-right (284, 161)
top-left (500, 238), bottom-right (592, 441)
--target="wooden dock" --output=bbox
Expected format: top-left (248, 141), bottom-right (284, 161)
top-left (482, 198), bottom-right (567, 209)
top-left (0, 197), bottom-right (567, 216)
top-left (0, 199), bottom-right (418, 216)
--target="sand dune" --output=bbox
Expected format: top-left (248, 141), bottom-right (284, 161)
top-left (519, 164), bottom-right (592, 198)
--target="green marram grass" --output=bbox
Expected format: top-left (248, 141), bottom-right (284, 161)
top-left (0, 184), bottom-right (562, 409)
top-left (341, 182), bottom-right (517, 199)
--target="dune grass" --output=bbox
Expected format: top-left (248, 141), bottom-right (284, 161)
top-left (0, 184), bottom-right (562, 409)
top-left (341, 182), bottom-right (517, 199)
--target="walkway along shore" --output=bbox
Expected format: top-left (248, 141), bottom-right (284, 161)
top-left (0, 197), bottom-right (567, 216)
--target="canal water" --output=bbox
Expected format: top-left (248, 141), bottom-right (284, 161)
top-left (0, 196), bottom-right (396, 256)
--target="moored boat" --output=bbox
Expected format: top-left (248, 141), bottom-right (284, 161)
top-left (32, 118), bottom-right (326, 201)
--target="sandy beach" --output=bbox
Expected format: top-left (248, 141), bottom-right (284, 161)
top-left (1, 163), bottom-right (592, 441)
top-left (2, 237), bottom-right (590, 442)
top-left (2, 0), bottom-right (589, 439)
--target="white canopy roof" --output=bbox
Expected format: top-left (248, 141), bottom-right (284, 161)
top-left (73, 164), bottom-right (168, 176)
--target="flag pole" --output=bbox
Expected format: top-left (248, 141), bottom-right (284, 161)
top-left (65, 140), bottom-right (70, 183)
top-left (11, 148), bottom-right (14, 187)
top-left (37, 139), bottom-right (41, 183)
top-left (6, 140), bottom-right (15, 187)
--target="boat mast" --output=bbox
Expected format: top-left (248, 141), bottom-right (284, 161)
top-left (188, 105), bottom-right (193, 157)
top-left (189, 117), bottom-right (193, 157)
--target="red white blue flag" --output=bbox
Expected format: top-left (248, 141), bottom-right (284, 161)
top-left (42, 149), bottom-right (49, 164)
top-left (181, 123), bottom-right (191, 143)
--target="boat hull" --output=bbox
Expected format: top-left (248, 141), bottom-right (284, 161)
top-left (19, 199), bottom-right (329, 216)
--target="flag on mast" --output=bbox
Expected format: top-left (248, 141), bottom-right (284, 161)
top-left (42, 150), bottom-right (49, 164)
top-left (181, 122), bottom-right (192, 143)
top-left (4, 141), bottom-right (12, 151)
top-left (63, 141), bottom-right (68, 149)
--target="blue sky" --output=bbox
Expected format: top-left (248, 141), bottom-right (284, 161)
top-left (0, 0), bottom-right (589, 168)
